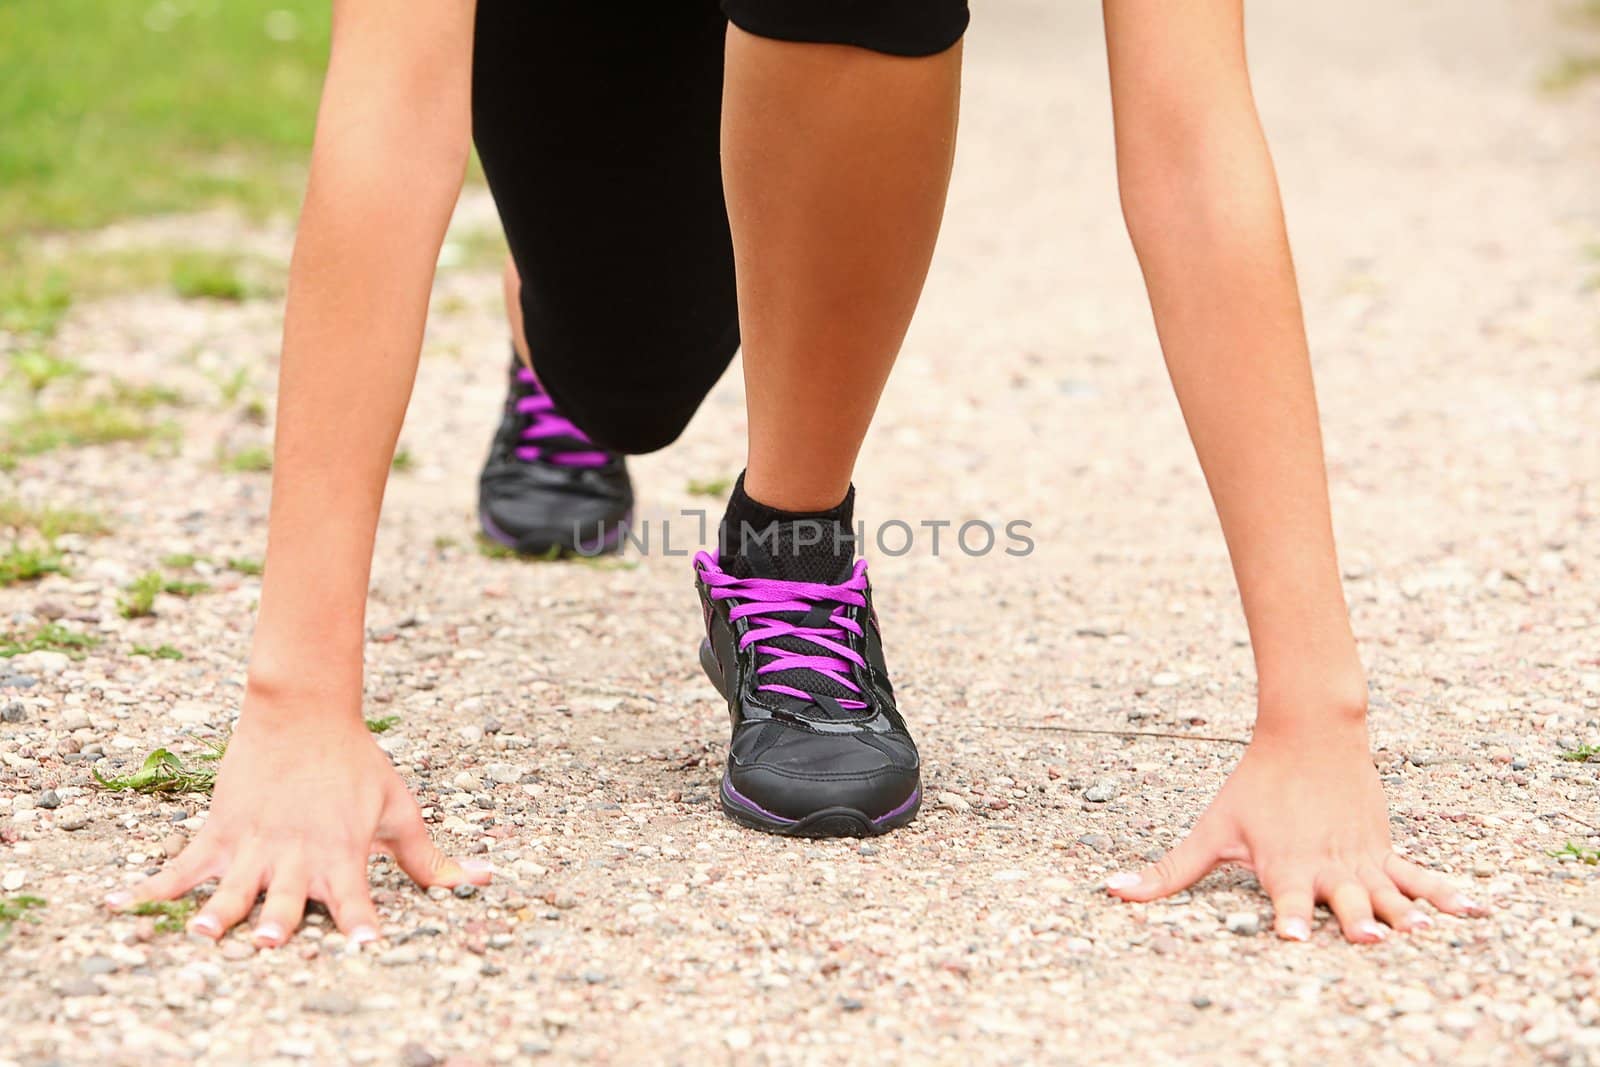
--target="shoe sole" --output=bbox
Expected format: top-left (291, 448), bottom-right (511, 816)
top-left (698, 639), bottom-right (920, 838)
top-left (478, 507), bottom-right (631, 557)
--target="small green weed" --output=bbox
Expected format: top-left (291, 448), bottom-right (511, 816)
top-left (128, 898), bottom-right (196, 934)
top-left (686, 476), bottom-right (734, 498)
top-left (119, 572), bottom-right (163, 619)
top-left (0, 622), bottom-right (99, 659)
top-left (0, 499), bottom-right (110, 538)
top-left (131, 644), bottom-right (184, 660)
top-left (391, 447), bottom-right (415, 472)
top-left (220, 446), bottom-right (272, 473)
top-left (0, 545), bottom-right (66, 586)
top-left (8, 350), bottom-right (84, 396)
top-left (1559, 744), bottom-right (1600, 763)
top-left (94, 740), bottom-right (225, 795)
top-left (170, 253), bottom-right (250, 301)
top-left (365, 715), bottom-right (401, 734)
top-left (226, 557), bottom-right (263, 576)
top-left (1551, 842), bottom-right (1600, 865)
top-left (0, 894), bottom-right (46, 937)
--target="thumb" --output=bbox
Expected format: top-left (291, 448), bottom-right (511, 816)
top-left (1105, 822), bottom-right (1224, 903)
top-left (382, 812), bottom-right (493, 890)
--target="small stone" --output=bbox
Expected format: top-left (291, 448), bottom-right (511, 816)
top-left (217, 940), bottom-right (255, 961)
top-left (1151, 672), bottom-right (1182, 687)
top-left (399, 1043), bottom-right (440, 1067)
top-left (303, 992), bottom-right (360, 1015)
top-left (13, 650), bottom-right (69, 676)
top-left (1083, 780), bottom-right (1118, 803)
top-left (1510, 757), bottom-right (1529, 771)
top-left (724, 1029), bottom-right (753, 1051)
top-left (1, 702), bottom-right (26, 723)
top-left (580, 970), bottom-right (606, 985)
top-left (1076, 833), bottom-right (1113, 852)
top-left (1191, 995), bottom-right (1212, 1009)
top-left (551, 890), bottom-right (578, 910)
top-left (56, 808), bottom-right (89, 831)
top-left (839, 997), bottom-right (865, 1012)
top-left (485, 763), bottom-right (523, 784)
top-left (60, 708), bottom-right (91, 731)
top-left (1, 870), bottom-right (25, 891)
top-left (1408, 751), bottom-right (1435, 767)
top-left (36, 789), bottom-right (60, 810)
top-left (1224, 912), bottom-right (1260, 936)
top-left (79, 955), bottom-right (119, 976)
top-left (58, 977), bottom-right (104, 998)
top-left (379, 947), bottom-right (421, 966)
top-left (456, 725), bottom-right (484, 745)
top-left (936, 792), bottom-right (972, 813)
top-left (453, 883), bottom-right (477, 899)
top-left (451, 771), bottom-right (480, 791)
top-left (427, 885), bottom-right (451, 901)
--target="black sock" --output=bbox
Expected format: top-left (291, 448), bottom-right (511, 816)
top-left (718, 472), bottom-right (856, 582)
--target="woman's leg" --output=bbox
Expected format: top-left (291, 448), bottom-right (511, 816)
top-left (693, 14), bottom-right (965, 837)
top-left (722, 27), bottom-right (962, 511)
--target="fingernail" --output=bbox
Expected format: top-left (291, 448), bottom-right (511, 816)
top-left (461, 858), bottom-right (494, 875)
top-left (1105, 872), bottom-right (1142, 891)
top-left (103, 891), bottom-right (133, 910)
top-left (252, 922), bottom-right (284, 946)
top-left (1407, 911), bottom-right (1433, 931)
top-left (1455, 895), bottom-right (1488, 916)
top-left (1280, 918), bottom-right (1310, 942)
top-left (1357, 920), bottom-right (1388, 942)
top-left (188, 914), bottom-right (221, 938)
top-left (348, 926), bottom-right (378, 948)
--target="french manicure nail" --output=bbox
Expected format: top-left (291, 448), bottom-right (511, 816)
top-left (1105, 872), bottom-right (1141, 891)
top-left (1280, 918), bottom-right (1310, 942)
top-left (1357, 920), bottom-right (1388, 942)
top-left (188, 914), bottom-right (221, 938)
top-left (348, 926), bottom-right (378, 947)
top-left (1455, 896), bottom-right (1486, 916)
top-left (252, 922), bottom-right (284, 945)
top-left (461, 858), bottom-right (494, 874)
top-left (1407, 911), bottom-right (1433, 931)
top-left (103, 890), bottom-right (132, 910)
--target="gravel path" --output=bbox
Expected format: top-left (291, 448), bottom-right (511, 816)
top-left (3, 2), bottom-right (1598, 1064)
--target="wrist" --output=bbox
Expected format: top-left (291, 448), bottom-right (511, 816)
top-left (1254, 660), bottom-right (1369, 742)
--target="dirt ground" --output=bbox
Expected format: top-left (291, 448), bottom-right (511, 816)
top-left (2, 2), bottom-right (1598, 1064)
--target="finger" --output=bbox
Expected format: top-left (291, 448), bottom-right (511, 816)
top-left (1106, 822), bottom-right (1225, 902)
top-left (1266, 878), bottom-right (1316, 942)
top-left (1385, 853), bottom-right (1488, 917)
top-left (1323, 879), bottom-right (1387, 944)
top-left (315, 860), bottom-right (382, 946)
top-left (190, 863), bottom-right (263, 941)
top-left (383, 813), bottom-right (493, 891)
top-left (252, 864), bottom-right (309, 949)
top-left (106, 839), bottom-right (218, 910)
top-left (1361, 868), bottom-right (1430, 933)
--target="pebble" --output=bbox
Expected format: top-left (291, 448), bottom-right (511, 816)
top-left (60, 708), bottom-right (91, 731)
top-left (936, 792), bottom-right (972, 813)
top-left (1151, 672), bottom-right (1182, 687)
top-left (1, 702), bottom-right (26, 723)
top-left (485, 763), bottom-right (523, 784)
top-left (56, 808), bottom-right (90, 831)
top-left (220, 941), bottom-right (256, 961)
top-left (2, 869), bottom-right (26, 891)
top-left (380, 947), bottom-right (421, 966)
top-left (1224, 913), bottom-right (1260, 936)
top-left (1083, 780), bottom-right (1118, 803)
top-left (79, 955), bottom-right (119, 976)
top-left (1077, 833), bottom-right (1113, 852)
top-left (302, 992), bottom-right (361, 1016)
top-left (12, 650), bottom-right (69, 676)
top-left (58, 977), bottom-right (103, 998)
top-left (399, 1044), bottom-right (440, 1067)
top-left (37, 789), bottom-right (60, 810)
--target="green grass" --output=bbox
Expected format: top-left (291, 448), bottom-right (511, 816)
top-left (1559, 743), bottom-right (1600, 763)
top-left (170, 252), bottom-right (252, 301)
top-left (162, 578), bottom-right (211, 598)
top-left (391, 447), bottom-right (415, 473)
top-left (0, 894), bottom-right (46, 937)
top-left (128, 898), bottom-right (196, 934)
top-left (226, 556), bottom-right (263, 576)
top-left (0, 545), bottom-right (66, 586)
top-left (1551, 842), bottom-right (1600, 865)
top-left (0, 274), bottom-right (72, 337)
top-left (687, 476), bottom-right (734, 498)
top-left (220, 446), bottom-right (272, 473)
top-left (8, 350), bottom-right (84, 395)
top-left (119, 572), bottom-right (164, 619)
top-left (0, 499), bottom-right (110, 538)
top-left (365, 715), bottom-right (401, 734)
top-left (0, 399), bottom-right (180, 465)
top-left (131, 643), bottom-right (184, 661)
top-left (0, 1), bottom-right (332, 248)
top-left (0, 622), bottom-right (99, 659)
top-left (95, 741), bottom-right (223, 795)
top-left (160, 553), bottom-right (205, 569)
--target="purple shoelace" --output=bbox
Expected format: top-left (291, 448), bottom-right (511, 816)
top-left (513, 367), bottom-right (609, 468)
top-left (694, 551), bottom-right (871, 710)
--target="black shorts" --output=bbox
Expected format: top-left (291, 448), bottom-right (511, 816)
top-left (471, 1), bottom-right (969, 455)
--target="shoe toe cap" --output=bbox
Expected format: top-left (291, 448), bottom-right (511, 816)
top-left (727, 724), bottom-right (920, 825)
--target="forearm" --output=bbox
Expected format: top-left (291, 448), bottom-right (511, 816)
top-left (1107, 4), bottom-right (1364, 727)
top-left (248, 4), bottom-right (472, 709)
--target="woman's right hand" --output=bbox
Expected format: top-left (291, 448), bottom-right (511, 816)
top-left (104, 698), bottom-right (490, 948)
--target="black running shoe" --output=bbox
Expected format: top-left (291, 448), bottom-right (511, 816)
top-left (477, 354), bottom-right (632, 555)
top-left (693, 537), bottom-right (921, 837)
